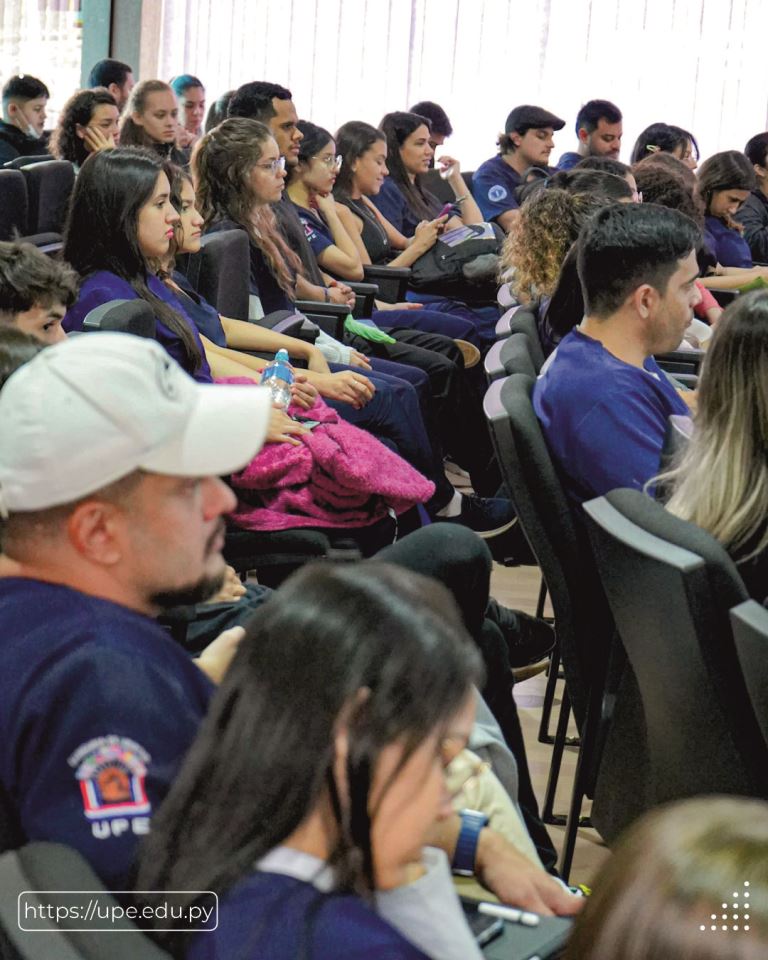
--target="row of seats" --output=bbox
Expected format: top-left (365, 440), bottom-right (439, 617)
top-left (481, 312), bottom-right (768, 883)
top-left (0, 160), bottom-right (74, 239)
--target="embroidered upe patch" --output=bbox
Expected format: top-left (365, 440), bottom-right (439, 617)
top-left (68, 735), bottom-right (151, 820)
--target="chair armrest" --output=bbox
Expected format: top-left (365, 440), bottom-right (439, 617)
top-left (655, 350), bottom-right (704, 376)
top-left (346, 281), bottom-right (378, 319)
top-left (294, 299), bottom-right (348, 340)
top-left (363, 265), bottom-right (411, 303)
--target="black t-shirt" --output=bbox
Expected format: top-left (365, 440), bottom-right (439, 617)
top-left (0, 119), bottom-right (50, 164)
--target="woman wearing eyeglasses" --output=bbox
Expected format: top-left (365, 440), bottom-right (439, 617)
top-left (136, 562), bottom-right (487, 960)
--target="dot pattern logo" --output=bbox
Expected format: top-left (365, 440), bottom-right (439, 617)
top-left (699, 882), bottom-right (750, 933)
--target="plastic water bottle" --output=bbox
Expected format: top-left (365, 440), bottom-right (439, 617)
top-left (260, 348), bottom-right (294, 409)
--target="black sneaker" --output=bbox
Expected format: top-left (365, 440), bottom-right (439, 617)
top-left (487, 600), bottom-right (557, 668)
top-left (443, 494), bottom-right (517, 539)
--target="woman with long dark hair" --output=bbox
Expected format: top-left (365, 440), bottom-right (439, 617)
top-left (334, 120), bottom-right (498, 347)
top-left (285, 119), bottom-right (481, 354)
top-left (119, 79), bottom-right (189, 165)
top-left (49, 87), bottom-right (119, 169)
top-left (630, 122), bottom-right (699, 169)
top-left (194, 118), bottom-right (519, 525)
top-left (374, 111), bottom-right (483, 236)
top-left (696, 151), bottom-right (758, 268)
top-left (136, 562), bottom-right (484, 959)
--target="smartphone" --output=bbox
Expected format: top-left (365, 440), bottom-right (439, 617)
top-left (292, 415), bottom-right (321, 429)
top-left (437, 202), bottom-right (454, 220)
top-left (461, 899), bottom-right (505, 947)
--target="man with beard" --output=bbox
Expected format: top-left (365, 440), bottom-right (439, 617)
top-left (0, 333), bottom-right (271, 886)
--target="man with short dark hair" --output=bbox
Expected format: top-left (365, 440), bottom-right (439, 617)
top-left (534, 203), bottom-right (701, 503)
top-left (0, 74), bottom-right (50, 164)
top-left (735, 132), bottom-right (768, 264)
top-left (556, 99), bottom-right (623, 171)
top-left (409, 100), bottom-right (453, 155)
top-left (228, 80), bottom-right (302, 163)
top-left (87, 58), bottom-right (134, 111)
top-left (0, 240), bottom-right (76, 342)
top-left (472, 105), bottom-right (565, 232)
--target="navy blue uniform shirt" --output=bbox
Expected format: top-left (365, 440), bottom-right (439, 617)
top-left (534, 329), bottom-right (689, 504)
top-left (0, 578), bottom-right (213, 887)
top-left (472, 155), bottom-right (523, 222)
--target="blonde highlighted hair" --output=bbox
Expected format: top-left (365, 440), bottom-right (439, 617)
top-left (661, 290), bottom-right (768, 560)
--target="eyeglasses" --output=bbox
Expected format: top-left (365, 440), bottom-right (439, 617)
top-left (256, 156), bottom-right (286, 174)
top-left (313, 154), bottom-right (342, 171)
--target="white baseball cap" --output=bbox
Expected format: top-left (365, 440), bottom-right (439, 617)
top-left (0, 333), bottom-right (272, 514)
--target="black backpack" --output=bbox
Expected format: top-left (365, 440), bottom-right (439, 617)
top-left (408, 221), bottom-right (504, 301)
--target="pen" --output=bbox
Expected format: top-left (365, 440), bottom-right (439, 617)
top-left (478, 901), bottom-right (541, 927)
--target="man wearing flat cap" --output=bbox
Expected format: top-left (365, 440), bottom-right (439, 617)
top-left (471, 104), bottom-right (565, 231)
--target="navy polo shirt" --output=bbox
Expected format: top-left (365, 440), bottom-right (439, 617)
top-left (0, 578), bottom-right (214, 888)
top-left (472, 155), bottom-right (523, 222)
top-left (533, 329), bottom-right (689, 504)
top-left (292, 203), bottom-right (334, 258)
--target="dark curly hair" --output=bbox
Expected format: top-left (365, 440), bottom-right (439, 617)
top-left (49, 87), bottom-right (118, 167)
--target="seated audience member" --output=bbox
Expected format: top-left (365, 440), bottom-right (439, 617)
top-left (194, 121), bottom-right (516, 534)
top-left (0, 326), bottom-right (43, 384)
top-left (0, 239), bottom-right (75, 343)
top-left (0, 330), bottom-right (576, 909)
top-left (556, 99), bottom-right (623, 171)
top-left (574, 155), bottom-right (638, 196)
top-left (565, 796), bottom-right (768, 959)
top-left (170, 74), bottom-right (205, 148)
top-left (333, 120), bottom-right (489, 344)
top-left (534, 203), bottom-right (700, 504)
top-left (87, 58), bottom-right (134, 111)
top-left (49, 88), bottom-right (119, 168)
top-left (138, 564), bottom-right (487, 959)
top-left (630, 122), bottom-right (699, 169)
top-left (0, 74), bottom-right (50, 164)
top-left (0, 332), bottom-right (272, 887)
top-left (696, 150), bottom-right (757, 268)
top-left (119, 79), bottom-right (188, 164)
top-left (661, 290), bottom-right (768, 601)
top-left (504, 172), bottom-right (633, 354)
top-left (409, 99), bottom-right (453, 158)
top-left (204, 88), bottom-right (234, 132)
top-left (736, 132), bottom-right (768, 264)
top-left (374, 111), bottom-right (483, 236)
top-left (472, 105), bottom-right (565, 232)
top-left (285, 119), bottom-right (481, 354)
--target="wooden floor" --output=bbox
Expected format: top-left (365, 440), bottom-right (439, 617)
top-left (490, 560), bottom-right (610, 885)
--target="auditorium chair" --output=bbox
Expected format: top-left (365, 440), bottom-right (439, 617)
top-left (20, 160), bottom-right (75, 235)
top-left (583, 488), bottom-right (768, 844)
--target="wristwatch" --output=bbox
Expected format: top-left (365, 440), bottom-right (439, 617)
top-left (452, 808), bottom-right (490, 876)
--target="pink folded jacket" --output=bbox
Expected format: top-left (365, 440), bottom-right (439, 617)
top-left (220, 382), bottom-right (434, 531)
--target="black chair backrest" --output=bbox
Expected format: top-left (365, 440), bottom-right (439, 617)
top-left (20, 161), bottom-right (75, 235)
top-left (177, 230), bottom-right (250, 321)
top-left (500, 332), bottom-right (537, 379)
top-left (3, 154), bottom-right (52, 170)
top-left (0, 170), bottom-right (28, 241)
top-left (483, 373), bottom-right (613, 726)
top-left (82, 300), bottom-right (157, 338)
top-left (730, 599), bottom-right (768, 753)
top-left (507, 302), bottom-right (545, 371)
top-left (583, 489), bottom-right (767, 813)
top-left (0, 843), bottom-right (172, 958)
